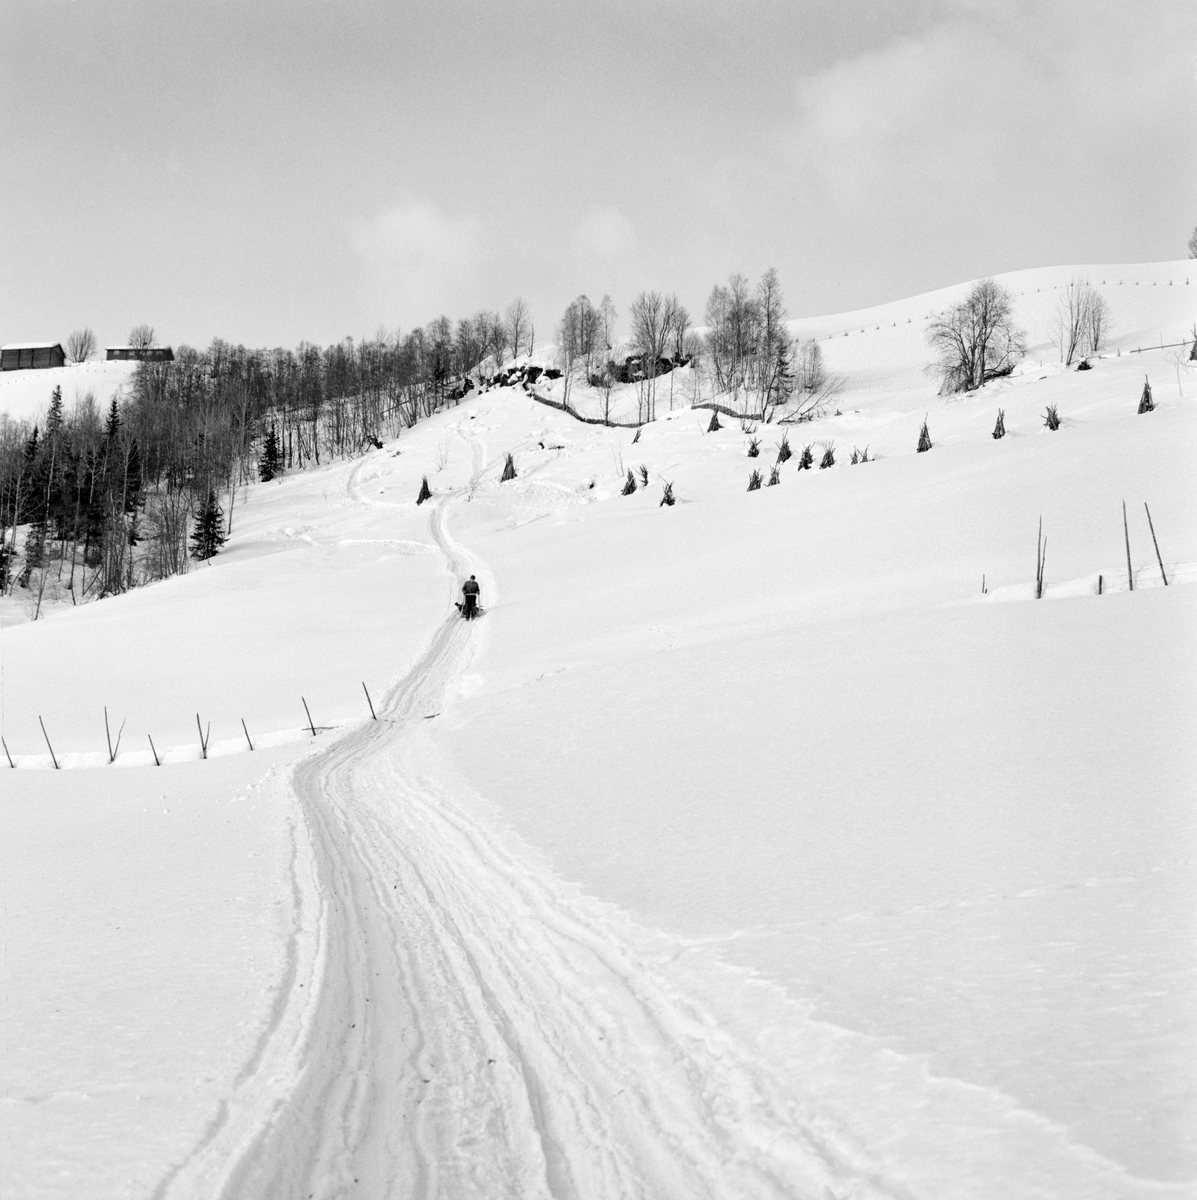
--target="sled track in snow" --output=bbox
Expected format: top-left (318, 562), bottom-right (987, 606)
top-left (163, 463), bottom-right (904, 1199)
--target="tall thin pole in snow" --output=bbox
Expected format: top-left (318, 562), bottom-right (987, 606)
top-left (1123, 501), bottom-right (1134, 591)
top-left (39, 716), bottom-right (59, 770)
top-left (1144, 503), bottom-right (1169, 586)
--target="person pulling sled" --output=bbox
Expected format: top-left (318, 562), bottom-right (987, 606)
top-left (458, 575), bottom-right (481, 619)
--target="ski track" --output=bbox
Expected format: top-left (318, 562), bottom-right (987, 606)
top-left (159, 437), bottom-right (905, 1200)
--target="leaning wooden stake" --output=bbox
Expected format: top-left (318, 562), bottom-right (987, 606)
top-left (1035, 517), bottom-right (1047, 599)
top-left (104, 706), bottom-right (126, 764)
top-left (39, 716), bottom-right (59, 770)
top-left (362, 682), bottom-right (377, 721)
top-left (1123, 501), bottom-right (1134, 591)
top-left (1144, 503), bottom-right (1168, 586)
top-left (196, 713), bottom-right (210, 760)
top-left (302, 697), bottom-right (317, 737)
top-left (241, 718), bottom-right (254, 751)
top-left (148, 734), bottom-right (161, 767)
top-left (2, 737), bottom-right (14, 768)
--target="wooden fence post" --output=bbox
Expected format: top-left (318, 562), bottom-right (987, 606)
top-left (1123, 501), bottom-right (1134, 591)
top-left (39, 717), bottom-right (59, 770)
top-left (1144, 503), bottom-right (1169, 586)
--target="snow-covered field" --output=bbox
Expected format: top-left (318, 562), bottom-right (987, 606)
top-left (0, 359), bottom-right (137, 428)
top-left (1, 262), bottom-right (1194, 1198)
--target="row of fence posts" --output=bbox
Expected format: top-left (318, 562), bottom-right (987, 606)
top-left (982, 501), bottom-right (1171, 600)
top-left (2, 682), bottom-right (380, 770)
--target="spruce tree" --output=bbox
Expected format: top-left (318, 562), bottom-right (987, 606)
top-left (45, 387), bottom-right (64, 440)
top-left (190, 490), bottom-right (227, 561)
top-left (258, 425), bottom-right (282, 481)
top-left (104, 398), bottom-right (121, 441)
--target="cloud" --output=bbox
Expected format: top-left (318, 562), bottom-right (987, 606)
top-left (784, 1), bottom-right (1197, 272)
top-left (571, 206), bottom-right (637, 264)
top-left (349, 195), bottom-right (483, 324)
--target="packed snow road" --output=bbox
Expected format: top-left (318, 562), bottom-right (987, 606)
top-left (157, 454), bottom-right (901, 1200)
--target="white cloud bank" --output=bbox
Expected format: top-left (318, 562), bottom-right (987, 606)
top-left (783, 0), bottom-right (1196, 291)
top-left (571, 206), bottom-right (637, 264)
top-left (350, 195), bottom-right (484, 325)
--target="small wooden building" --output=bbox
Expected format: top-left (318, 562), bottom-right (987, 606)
top-left (106, 346), bottom-right (174, 362)
top-left (1, 342), bottom-right (66, 371)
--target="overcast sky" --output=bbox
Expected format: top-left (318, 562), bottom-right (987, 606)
top-left (2, 0), bottom-right (1193, 351)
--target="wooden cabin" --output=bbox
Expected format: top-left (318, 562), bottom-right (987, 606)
top-left (1, 342), bottom-right (66, 371)
top-left (106, 346), bottom-right (174, 362)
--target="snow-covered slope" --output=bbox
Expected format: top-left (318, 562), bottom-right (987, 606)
top-left (0, 358), bottom-right (137, 425)
top-left (2, 262), bottom-right (1194, 1199)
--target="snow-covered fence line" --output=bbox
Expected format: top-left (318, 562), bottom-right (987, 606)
top-left (2, 686), bottom-right (382, 770)
top-left (980, 503), bottom-right (1181, 603)
top-left (527, 388), bottom-right (642, 429)
top-left (1121, 339), bottom-right (1192, 355)
top-left (692, 400), bottom-right (771, 422)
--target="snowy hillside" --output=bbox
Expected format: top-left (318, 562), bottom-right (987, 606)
top-left (2, 261), bottom-right (1194, 1199)
top-left (0, 358), bottom-right (137, 426)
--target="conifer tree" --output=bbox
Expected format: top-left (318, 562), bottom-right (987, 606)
top-left (258, 425), bottom-right (282, 481)
top-left (45, 387), bottom-right (64, 440)
top-left (190, 490), bottom-right (227, 561)
top-left (104, 398), bottom-right (121, 441)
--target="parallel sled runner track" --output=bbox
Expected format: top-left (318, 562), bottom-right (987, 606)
top-left (162, 491), bottom-right (901, 1200)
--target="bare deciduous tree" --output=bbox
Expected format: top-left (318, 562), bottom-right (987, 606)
top-left (926, 279), bottom-right (1026, 393)
top-left (504, 298), bottom-right (531, 360)
top-left (630, 291), bottom-right (668, 421)
top-left (1188, 225), bottom-right (1197, 258)
top-left (1053, 278), bottom-right (1110, 365)
top-left (598, 295), bottom-right (617, 354)
top-left (128, 324), bottom-right (156, 350)
top-left (66, 328), bottom-right (97, 363)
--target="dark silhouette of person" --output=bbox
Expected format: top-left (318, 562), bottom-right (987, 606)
top-left (461, 575), bottom-right (480, 619)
